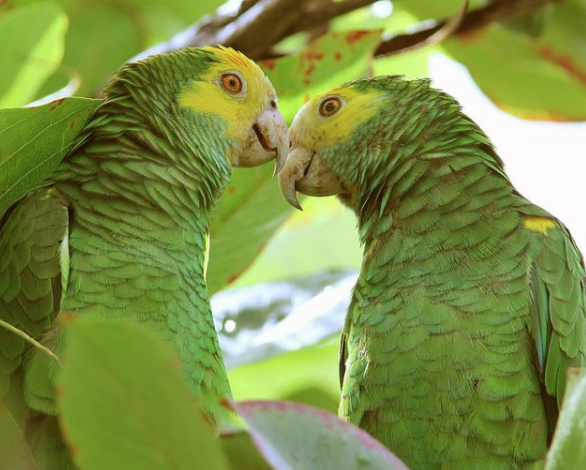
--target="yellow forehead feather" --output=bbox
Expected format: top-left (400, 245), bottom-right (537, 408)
top-left (178, 46), bottom-right (274, 144)
top-left (291, 85), bottom-right (385, 150)
top-left (200, 45), bottom-right (259, 75)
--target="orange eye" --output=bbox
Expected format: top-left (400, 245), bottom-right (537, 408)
top-left (319, 97), bottom-right (341, 117)
top-left (221, 73), bottom-right (243, 94)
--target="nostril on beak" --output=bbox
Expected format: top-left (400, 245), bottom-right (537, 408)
top-left (270, 99), bottom-right (277, 109)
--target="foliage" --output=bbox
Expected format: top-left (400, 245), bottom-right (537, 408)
top-left (0, 399), bottom-right (38, 470)
top-left (0, 316), bottom-right (410, 470)
top-left (0, 0), bottom-right (585, 468)
top-left (0, 97), bottom-right (99, 218)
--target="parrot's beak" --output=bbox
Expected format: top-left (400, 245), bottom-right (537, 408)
top-left (236, 106), bottom-right (289, 169)
top-left (278, 146), bottom-right (344, 210)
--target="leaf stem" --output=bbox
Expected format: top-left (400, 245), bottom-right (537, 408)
top-left (0, 319), bottom-right (60, 363)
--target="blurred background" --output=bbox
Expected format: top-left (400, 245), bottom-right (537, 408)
top-left (1, 0), bottom-right (584, 414)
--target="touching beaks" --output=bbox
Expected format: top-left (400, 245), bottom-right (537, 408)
top-left (236, 105), bottom-right (289, 168)
top-left (277, 146), bottom-right (314, 211)
top-left (278, 146), bottom-right (345, 210)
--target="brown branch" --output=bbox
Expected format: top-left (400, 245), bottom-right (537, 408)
top-left (375, 0), bottom-right (563, 57)
top-left (212, 0), bottom-right (312, 58)
top-left (138, 0), bottom-right (561, 63)
top-left (284, 0), bottom-right (377, 37)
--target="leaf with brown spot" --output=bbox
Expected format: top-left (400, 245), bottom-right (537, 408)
top-left (230, 400), bottom-right (410, 470)
top-left (0, 97), bottom-right (101, 219)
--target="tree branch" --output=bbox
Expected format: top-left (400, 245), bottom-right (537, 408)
top-left (139, 0), bottom-right (562, 63)
top-left (375, 0), bottom-right (563, 57)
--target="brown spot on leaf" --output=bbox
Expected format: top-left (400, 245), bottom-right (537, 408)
top-left (304, 78), bottom-right (311, 86)
top-left (345, 30), bottom-right (370, 45)
top-left (68, 122), bottom-right (75, 129)
top-left (49, 98), bottom-right (66, 111)
top-left (229, 186), bottom-right (237, 194)
top-left (536, 45), bottom-right (586, 88)
top-left (334, 52), bottom-right (343, 61)
top-left (306, 50), bottom-right (324, 61)
top-left (227, 273), bottom-right (239, 284)
top-left (261, 59), bottom-right (276, 70)
top-left (303, 93), bottom-right (310, 103)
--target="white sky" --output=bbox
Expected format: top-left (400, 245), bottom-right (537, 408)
top-left (430, 54), bottom-right (586, 253)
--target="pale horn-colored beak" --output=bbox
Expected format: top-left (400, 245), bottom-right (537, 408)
top-left (236, 106), bottom-right (289, 168)
top-left (277, 146), bottom-right (315, 210)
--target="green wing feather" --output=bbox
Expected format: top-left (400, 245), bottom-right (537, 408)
top-left (0, 187), bottom-right (69, 414)
top-left (523, 210), bottom-right (586, 407)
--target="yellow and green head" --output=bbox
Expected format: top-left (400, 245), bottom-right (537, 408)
top-left (177, 46), bottom-right (288, 169)
top-left (111, 46), bottom-right (288, 171)
top-left (278, 76), bottom-right (494, 211)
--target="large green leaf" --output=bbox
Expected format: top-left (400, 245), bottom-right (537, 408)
top-left (231, 196), bottom-right (361, 289)
top-left (0, 399), bottom-right (38, 470)
top-left (545, 368), bottom-right (586, 470)
top-left (220, 430), bottom-right (273, 470)
top-left (261, 29), bottom-right (382, 122)
top-left (0, 97), bottom-right (100, 219)
top-left (444, 24), bottom-right (586, 121)
top-left (9, 0), bottom-right (225, 99)
top-left (394, 0), bottom-right (586, 121)
top-left (207, 166), bottom-right (292, 295)
top-left (0, 2), bottom-right (67, 108)
top-left (58, 316), bottom-right (230, 470)
top-left (232, 400), bottom-right (410, 470)
top-left (207, 30), bottom-right (381, 294)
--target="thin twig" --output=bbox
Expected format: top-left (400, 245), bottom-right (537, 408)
top-left (0, 319), bottom-right (60, 364)
top-left (375, 0), bottom-right (562, 57)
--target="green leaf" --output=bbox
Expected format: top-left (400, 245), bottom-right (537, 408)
top-left (0, 2), bottom-right (67, 108)
top-left (15, 0), bottom-right (226, 98)
top-left (232, 400), bottom-right (410, 470)
top-left (220, 430), bottom-right (273, 470)
top-left (393, 0), bottom-right (586, 121)
top-left (57, 3), bottom-right (140, 96)
top-left (58, 316), bottom-right (230, 470)
top-left (207, 30), bottom-right (382, 294)
top-left (207, 166), bottom-right (292, 295)
top-left (0, 97), bottom-right (100, 219)
top-left (444, 24), bottom-right (586, 121)
top-left (261, 29), bottom-right (382, 123)
top-left (0, 399), bottom-right (38, 470)
top-left (231, 196), bottom-right (361, 289)
top-left (545, 368), bottom-right (586, 470)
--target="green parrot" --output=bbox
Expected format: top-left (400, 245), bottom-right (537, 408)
top-left (0, 46), bottom-right (287, 466)
top-left (278, 76), bottom-right (586, 469)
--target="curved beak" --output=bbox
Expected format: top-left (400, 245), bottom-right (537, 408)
top-left (236, 106), bottom-right (288, 169)
top-left (277, 146), bottom-right (344, 210)
top-left (278, 146), bottom-right (314, 210)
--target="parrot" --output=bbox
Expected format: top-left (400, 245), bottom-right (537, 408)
top-left (278, 76), bottom-right (586, 470)
top-left (0, 46), bottom-right (288, 467)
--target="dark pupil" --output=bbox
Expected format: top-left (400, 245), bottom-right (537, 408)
top-left (325, 101), bottom-right (336, 113)
top-left (229, 78), bottom-right (237, 88)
